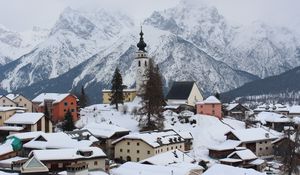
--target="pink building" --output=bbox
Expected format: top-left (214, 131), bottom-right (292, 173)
top-left (196, 96), bottom-right (222, 119)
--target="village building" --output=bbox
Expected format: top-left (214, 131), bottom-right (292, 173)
top-left (288, 105), bottom-right (300, 117)
top-left (208, 140), bottom-right (242, 159)
top-left (225, 128), bottom-right (278, 157)
top-left (112, 129), bottom-right (186, 162)
top-left (112, 162), bottom-right (203, 175)
top-left (102, 89), bottom-right (137, 104)
top-left (223, 103), bottom-right (250, 120)
top-left (203, 164), bottom-right (265, 175)
top-left (253, 104), bottom-right (289, 115)
top-left (166, 81), bottom-right (203, 107)
top-left (176, 131), bottom-right (193, 150)
top-left (0, 106), bottom-right (26, 126)
top-left (6, 94), bottom-right (33, 112)
top-left (196, 96), bottom-right (222, 119)
top-left (7, 131), bottom-right (44, 145)
top-left (82, 123), bottom-right (130, 159)
top-left (20, 147), bottom-right (107, 173)
top-left (255, 112), bottom-right (292, 132)
top-left (32, 93), bottom-right (78, 123)
top-left (0, 95), bottom-right (17, 107)
top-left (0, 113), bottom-right (52, 137)
top-left (0, 136), bottom-right (22, 161)
top-left (220, 149), bottom-right (265, 171)
top-left (140, 149), bottom-right (196, 165)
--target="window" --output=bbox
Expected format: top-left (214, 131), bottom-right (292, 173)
top-left (94, 161), bottom-right (98, 166)
top-left (212, 104), bottom-right (215, 108)
top-left (145, 61), bottom-right (147, 67)
top-left (265, 141), bottom-right (267, 144)
top-left (167, 147), bottom-right (169, 151)
top-left (2, 100), bottom-right (5, 103)
top-left (137, 142), bottom-right (140, 146)
top-left (24, 104), bottom-right (27, 107)
top-left (120, 149), bottom-right (123, 152)
top-left (71, 109), bottom-right (75, 112)
top-left (259, 148), bottom-right (262, 151)
top-left (175, 146), bottom-right (177, 149)
top-left (127, 149), bottom-right (130, 153)
top-left (64, 109), bottom-right (66, 112)
top-left (71, 102), bottom-right (74, 105)
top-left (259, 142), bottom-right (262, 144)
top-left (137, 158), bottom-right (140, 161)
top-left (157, 150), bottom-right (160, 153)
top-left (266, 147), bottom-right (268, 150)
top-left (137, 150), bottom-right (140, 154)
top-left (171, 147), bottom-right (173, 150)
top-left (0, 116), bottom-right (2, 119)
top-left (147, 150), bottom-right (150, 154)
top-left (127, 142), bottom-right (130, 145)
top-left (138, 61), bottom-right (141, 67)
top-left (179, 145), bottom-right (182, 148)
top-left (64, 102), bottom-right (68, 106)
top-left (120, 156), bottom-right (123, 160)
top-left (20, 98), bottom-right (22, 101)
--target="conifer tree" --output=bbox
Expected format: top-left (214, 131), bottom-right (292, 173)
top-left (110, 67), bottom-right (124, 110)
top-left (79, 85), bottom-right (88, 108)
top-left (139, 59), bottom-right (165, 131)
top-left (62, 110), bottom-right (75, 131)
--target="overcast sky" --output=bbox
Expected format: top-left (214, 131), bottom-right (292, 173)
top-left (0, 0), bottom-right (299, 33)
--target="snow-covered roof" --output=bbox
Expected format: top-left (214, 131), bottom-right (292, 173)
top-left (140, 149), bottom-right (195, 165)
top-left (32, 93), bottom-right (72, 104)
top-left (5, 113), bottom-right (44, 125)
top-left (176, 131), bottom-right (193, 140)
top-left (0, 126), bottom-right (24, 131)
top-left (113, 129), bottom-right (184, 148)
top-left (254, 104), bottom-right (288, 112)
top-left (111, 162), bottom-right (202, 175)
top-left (208, 140), bottom-right (241, 151)
top-left (83, 123), bottom-right (130, 139)
top-left (102, 88), bottom-right (136, 92)
top-left (226, 128), bottom-right (278, 142)
top-left (227, 149), bottom-right (257, 160)
top-left (6, 94), bottom-right (20, 100)
top-left (0, 141), bottom-right (14, 156)
top-left (256, 112), bottom-right (290, 124)
top-left (8, 131), bottom-right (44, 141)
top-left (197, 96), bottom-right (221, 104)
top-left (30, 147), bottom-right (106, 161)
top-left (23, 132), bottom-right (94, 149)
top-left (203, 164), bottom-right (265, 175)
top-left (226, 103), bottom-right (239, 111)
top-left (0, 106), bottom-right (26, 112)
top-left (289, 105), bottom-right (300, 114)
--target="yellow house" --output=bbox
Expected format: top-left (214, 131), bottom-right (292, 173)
top-left (6, 94), bottom-right (33, 112)
top-left (0, 107), bottom-right (27, 126)
top-left (112, 129), bottom-right (186, 162)
top-left (102, 89), bottom-right (137, 104)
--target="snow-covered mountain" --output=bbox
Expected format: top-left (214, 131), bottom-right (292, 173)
top-left (17, 26), bottom-right (258, 103)
top-left (0, 24), bottom-right (48, 65)
top-left (144, 0), bottom-right (300, 78)
top-left (0, 8), bottom-right (134, 91)
top-left (1, 0), bottom-right (300, 102)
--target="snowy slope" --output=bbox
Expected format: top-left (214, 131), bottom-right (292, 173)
top-left (144, 0), bottom-right (300, 78)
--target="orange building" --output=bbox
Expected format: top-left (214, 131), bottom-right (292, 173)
top-left (196, 96), bottom-right (222, 119)
top-left (32, 93), bottom-right (78, 123)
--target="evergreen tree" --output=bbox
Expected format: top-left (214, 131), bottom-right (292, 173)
top-left (62, 110), bottom-right (75, 131)
top-left (110, 67), bottom-right (124, 110)
top-left (139, 59), bottom-right (165, 131)
top-left (79, 85), bottom-right (88, 108)
top-left (214, 92), bottom-right (221, 100)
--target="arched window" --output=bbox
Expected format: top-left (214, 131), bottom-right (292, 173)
top-left (145, 61), bottom-right (147, 67)
top-left (138, 61), bottom-right (141, 67)
top-left (126, 156), bottom-right (131, 161)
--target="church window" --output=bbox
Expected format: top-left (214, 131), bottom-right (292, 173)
top-left (145, 61), bottom-right (147, 67)
top-left (138, 61), bottom-right (141, 67)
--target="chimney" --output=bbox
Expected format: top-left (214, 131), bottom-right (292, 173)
top-left (265, 133), bottom-right (270, 138)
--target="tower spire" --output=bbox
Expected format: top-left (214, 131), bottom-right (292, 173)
top-left (137, 26), bottom-right (147, 52)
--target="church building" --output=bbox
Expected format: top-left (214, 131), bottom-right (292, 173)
top-left (102, 28), bottom-right (150, 103)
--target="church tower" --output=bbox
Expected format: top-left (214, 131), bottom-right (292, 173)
top-left (135, 28), bottom-right (149, 95)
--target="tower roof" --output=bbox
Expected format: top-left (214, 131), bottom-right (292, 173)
top-left (137, 27), bottom-right (147, 52)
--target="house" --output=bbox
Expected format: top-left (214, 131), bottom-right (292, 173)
top-left (253, 104), bottom-right (289, 115)
top-left (203, 164), bottom-right (265, 175)
top-left (102, 89), bottom-right (137, 104)
top-left (176, 131), bottom-right (193, 150)
top-left (7, 131), bottom-right (44, 145)
top-left (21, 147), bottom-right (107, 173)
top-left (220, 149), bottom-right (265, 171)
top-left (225, 128), bottom-right (279, 157)
top-left (0, 136), bottom-right (22, 161)
top-left (22, 132), bottom-right (95, 156)
top-left (255, 112), bottom-right (292, 132)
top-left (288, 105), bottom-right (300, 117)
top-left (208, 140), bottom-right (242, 159)
top-left (111, 162), bottom-right (203, 175)
top-left (32, 93), bottom-right (78, 123)
top-left (140, 149), bottom-right (196, 165)
top-left (82, 123), bottom-right (130, 159)
top-left (0, 95), bottom-right (16, 107)
top-left (223, 103), bottom-right (250, 120)
top-left (0, 106), bottom-right (26, 126)
top-left (0, 113), bottom-right (53, 136)
top-left (196, 96), bottom-right (222, 119)
top-left (6, 94), bottom-right (33, 112)
top-left (112, 129), bottom-right (186, 162)
top-left (166, 81), bottom-right (203, 107)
